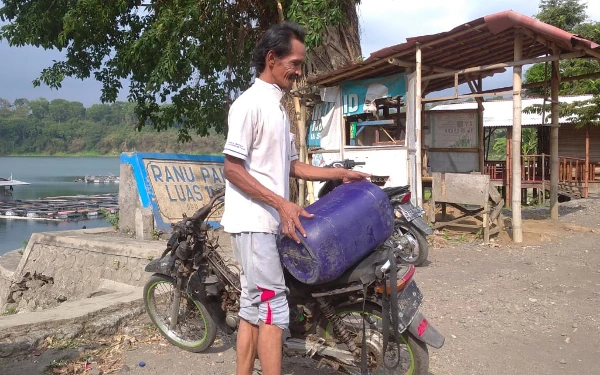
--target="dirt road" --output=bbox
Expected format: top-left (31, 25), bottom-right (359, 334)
top-left (2, 199), bottom-right (600, 375)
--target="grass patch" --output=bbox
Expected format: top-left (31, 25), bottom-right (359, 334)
top-left (3, 307), bottom-right (18, 315)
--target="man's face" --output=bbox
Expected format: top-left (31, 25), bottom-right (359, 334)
top-left (269, 38), bottom-right (306, 90)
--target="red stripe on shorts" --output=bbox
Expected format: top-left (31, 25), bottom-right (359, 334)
top-left (265, 302), bottom-right (273, 325)
top-left (257, 286), bottom-right (275, 302)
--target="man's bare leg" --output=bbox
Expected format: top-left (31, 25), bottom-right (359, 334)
top-left (236, 319), bottom-right (259, 375)
top-left (257, 322), bottom-right (283, 375)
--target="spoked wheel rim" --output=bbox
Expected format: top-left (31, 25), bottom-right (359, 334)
top-left (393, 226), bottom-right (421, 263)
top-left (325, 311), bottom-right (416, 374)
top-left (146, 279), bottom-right (209, 348)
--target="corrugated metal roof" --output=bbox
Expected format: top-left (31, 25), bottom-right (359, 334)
top-left (429, 95), bottom-right (593, 127)
top-left (309, 10), bottom-right (600, 94)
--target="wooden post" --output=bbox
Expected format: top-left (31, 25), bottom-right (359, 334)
top-left (297, 99), bottom-right (306, 206)
top-left (478, 78), bottom-right (485, 172)
top-left (276, 0), bottom-right (308, 206)
top-left (550, 54), bottom-right (560, 219)
top-left (585, 124), bottom-right (590, 198)
top-left (506, 127), bottom-right (512, 207)
top-left (542, 153), bottom-right (546, 203)
top-left (415, 43), bottom-right (423, 207)
top-left (512, 33), bottom-right (523, 243)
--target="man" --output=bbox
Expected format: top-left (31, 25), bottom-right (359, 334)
top-left (221, 21), bottom-right (369, 375)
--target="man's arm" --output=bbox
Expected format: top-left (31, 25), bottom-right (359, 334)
top-left (290, 160), bottom-right (370, 182)
top-left (224, 155), bottom-right (313, 243)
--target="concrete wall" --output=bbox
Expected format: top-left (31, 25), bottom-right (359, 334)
top-left (0, 228), bottom-right (165, 313)
top-left (118, 162), bottom-right (142, 233)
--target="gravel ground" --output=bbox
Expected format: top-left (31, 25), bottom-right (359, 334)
top-left (2, 198), bottom-right (600, 375)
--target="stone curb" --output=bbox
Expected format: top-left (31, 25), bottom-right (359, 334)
top-left (0, 288), bottom-right (145, 358)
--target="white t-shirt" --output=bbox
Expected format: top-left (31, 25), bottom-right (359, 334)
top-left (221, 78), bottom-right (298, 234)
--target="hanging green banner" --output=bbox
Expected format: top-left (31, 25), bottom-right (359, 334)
top-left (340, 73), bottom-right (406, 116)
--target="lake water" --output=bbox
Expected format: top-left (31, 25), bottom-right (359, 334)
top-left (0, 157), bottom-right (120, 255)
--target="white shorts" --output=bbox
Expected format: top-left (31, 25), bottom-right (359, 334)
top-left (231, 232), bottom-right (289, 330)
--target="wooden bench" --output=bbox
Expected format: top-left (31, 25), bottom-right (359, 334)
top-left (428, 172), bottom-right (504, 243)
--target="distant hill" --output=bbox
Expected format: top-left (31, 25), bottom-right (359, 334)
top-left (0, 98), bottom-right (225, 156)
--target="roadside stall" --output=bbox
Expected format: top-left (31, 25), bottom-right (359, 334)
top-left (304, 10), bottom-right (600, 243)
top-left (306, 74), bottom-right (486, 206)
top-left (307, 73), bottom-right (412, 200)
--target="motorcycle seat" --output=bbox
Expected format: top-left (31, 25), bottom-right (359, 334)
top-left (316, 248), bottom-right (390, 289)
top-left (382, 185), bottom-right (410, 198)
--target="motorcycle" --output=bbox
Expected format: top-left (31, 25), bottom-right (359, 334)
top-left (143, 185), bottom-right (444, 374)
top-left (317, 160), bottom-right (433, 267)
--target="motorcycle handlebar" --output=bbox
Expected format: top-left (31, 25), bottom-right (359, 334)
top-left (327, 159), bottom-right (366, 169)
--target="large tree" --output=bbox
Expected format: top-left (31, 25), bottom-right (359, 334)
top-left (524, 0), bottom-right (600, 96)
top-left (0, 1), bottom-right (362, 141)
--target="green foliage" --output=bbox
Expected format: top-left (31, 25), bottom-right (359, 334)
top-left (2, 307), bottom-right (18, 315)
top-left (287, 0), bottom-right (349, 48)
top-left (0, 97), bottom-right (225, 155)
top-left (492, 129), bottom-right (538, 156)
top-left (521, 129), bottom-right (539, 155)
top-left (524, 58), bottom-right (600, 96)
top-left (534, 0), bottom-right (587, 31)
top-left (100, 209), bottom-right (119, 229)
top-left (0, 0), bottom-right (360, 141)
top-left (524, 97), bottom-right (600, 128)
top-left (525, 0), bottom-right (600, 97)
top-left (523, 0), bottom-right (600, 129)
top-left (151, 228), bottom-right (162, 241)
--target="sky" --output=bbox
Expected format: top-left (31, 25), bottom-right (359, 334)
top-left (1, 0), bottom-right (600, 107)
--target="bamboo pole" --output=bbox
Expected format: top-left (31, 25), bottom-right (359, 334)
top-left (465, 79), bottom-right (485, 173)
top-left (415, 43), bottom-right (423, 207)
top-left (421, 89), bottom-right (515, 103)
top-left (423, 51), bottom-right (584, 81)
top-left (506, 129), bottom-right (512, 207)
top-left (550, 54), bottom-right (560, 219)
top-left (512, 33), bottom-right (523, 243)
top-left (478, 78), bottom-right (484, 172)
top-left (276, 0), bottom-right (309, 206)
top-left (276, 0), bottom-right (284, 21)
top-left (422, 71), bottom-right (600, 103)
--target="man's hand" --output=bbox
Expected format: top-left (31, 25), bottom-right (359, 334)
top-left (277, 200), bottom-right (314, 243)
top-left (342, 170), bottom-right (371, 183)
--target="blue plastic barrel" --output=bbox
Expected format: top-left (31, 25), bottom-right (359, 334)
top-left (278, 180), bottom-right (394, 285)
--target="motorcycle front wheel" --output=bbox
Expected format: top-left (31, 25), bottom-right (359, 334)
top-left (144, 274), bottom-right (217, 352)
top-left (320, 302), bottom-right (429, 375)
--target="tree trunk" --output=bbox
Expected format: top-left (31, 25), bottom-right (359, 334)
top-left (305, 2), bottom-right (362, 77)
top-left (287, 1), bottom-right (362, 205)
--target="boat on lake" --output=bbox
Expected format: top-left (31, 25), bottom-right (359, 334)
top-left (0, 174), bottom-right (30, 202)
top-left (78, 174), bottom-right (120, 184)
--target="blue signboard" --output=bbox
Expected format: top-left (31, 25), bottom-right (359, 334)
top-left (340, 73), bottom-right (407, 116)
top-left (307, 102), bottom-right (335, 148)
top-left (120, 152), bottom-right (225, 231)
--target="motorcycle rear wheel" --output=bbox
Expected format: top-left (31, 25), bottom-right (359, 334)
top-left (394, 222), bottom-right (429, 267)
top-left (144, 274), bottom-right (217, 352)
top-left (320, 302), bottom-right (429, 375)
